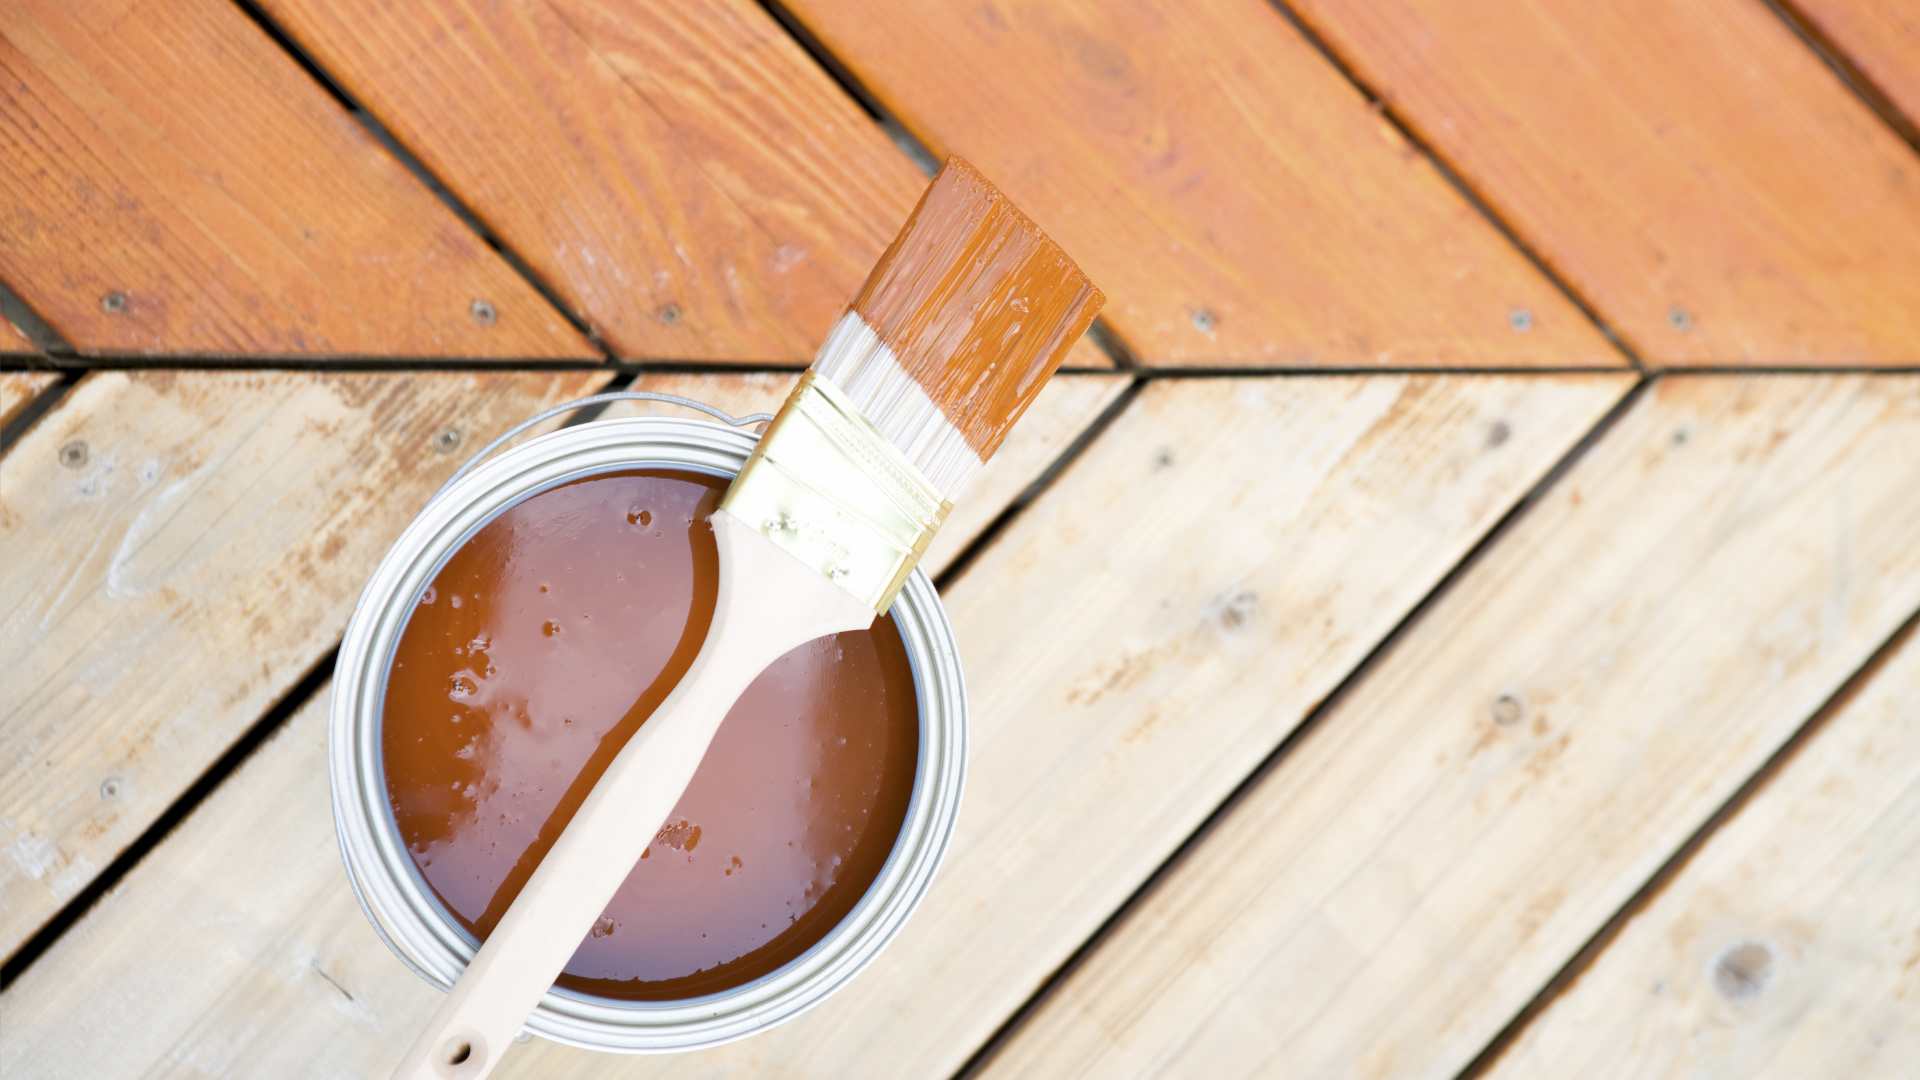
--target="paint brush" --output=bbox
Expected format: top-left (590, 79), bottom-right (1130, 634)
top-left (395, 157), bottom-right (1102, 1079)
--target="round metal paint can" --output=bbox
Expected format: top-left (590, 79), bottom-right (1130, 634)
top-left (329, 392), bottom-right (967, 1053)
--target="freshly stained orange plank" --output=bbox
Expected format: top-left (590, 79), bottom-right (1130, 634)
top-left (1289, 0), bottom-right (1920, 367)
top-left (1791, 0), bottom-right (1920, 131)
top-left (254, 0), bottom-right (1106, 365)
top-left (0, 1), bottom-right (589, 359)
top-left (777, 0), bottom-right (1617, 369)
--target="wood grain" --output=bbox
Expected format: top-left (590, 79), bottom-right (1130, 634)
top-left (0, 686), bottom-right (426, 1079)
top-left (0, 1), bottom-right (591, 359)
top-left (777, 0), bottom-right (1618, 369)
top-left (1790, 0), bottom-right (1920, 134)
top-left (985, 375), bottom-right (1920, 1078)
top-left (0, 369), bottom-right (608, 958)
top-left (597, 371), bottom-right (1129, 575)
top-left (1289, 0), bottom-right (1920, 367)
top-left (253, 0), bottom-right (1085, 365)
top-left (0, 375), bottom-right (1629, 1077)
top-left (1492, 634), bottom-right (1920, 1078)
top-left (0, 371), bottom-right (57, 429)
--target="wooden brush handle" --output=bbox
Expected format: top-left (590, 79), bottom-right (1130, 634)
top-left (392, 509), bottom-right (876, 1080)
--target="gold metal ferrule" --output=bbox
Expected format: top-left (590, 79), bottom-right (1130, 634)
top-left (721, 371), bottom-right (951, 613)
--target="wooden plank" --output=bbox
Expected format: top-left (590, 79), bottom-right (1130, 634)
top-left (0, 368), bottom-right (608, 957)
top-left (0, 0), bottom-right (591, 359)
top-left (597, 371), bottom-right (1129, 575)
top-left (776, 0), bottom-right (1618, 369)
top-left (0, 686), bottom-right (421, 1079)
top-left (984, 375), bottom-right (1920, 1078)
top-left (1492, 635), bottom-right (1920, 1077)
top-left (1287, 0), bottom-right (1920, 367)
top-left (0, 374), bottom-right (1630, 1076)
top-left (0, 371), bottom-right (57, 429)
top-left (1790, 0), bottom-right (1920, 135)
top-left (251, 0), bottom-right (1084, 366)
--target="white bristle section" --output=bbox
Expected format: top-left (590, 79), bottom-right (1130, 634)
top-left (810, 312), bottom-right (983, 499)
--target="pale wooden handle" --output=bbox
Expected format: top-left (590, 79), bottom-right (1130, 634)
top-left (391, 510), bottom-right (875, 1080)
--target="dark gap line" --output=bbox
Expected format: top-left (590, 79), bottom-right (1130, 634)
top-left (956, 373), bottom-right (1657, 1079)
top-left (0, 358), bottom-right (64, 373)
top-left (1763, 0), bottom-right (1920, 156)
top-left (10, 358), bottom-right (1918, 379)
top-left (935, 376), bottom-right (1146, 593)
top-left (0, 646), bottom-right (338, 988)
top-left (1085, 320), bottom-right (1143, 372)
top-left (1653, 363), bottom-right (1920, 376)
top-left (1458, 604), bottom-right (1920, 1078)
top-left (1260, 0), bottom-right (1647, 372)
top-left (14, 356), bottom-right (616, 373)
top-left (0, 279), bottom-right (77, 357)
top-left (753, 0), bottom-right (886, 122)
top-left (227, 0), bottom-right (616, 360)
top-left (231, 0), bottom-right (355, 110)
top-left (0, 368), bottom-right (84, 457)
top-left (882, 117), bottom-right (941, 177)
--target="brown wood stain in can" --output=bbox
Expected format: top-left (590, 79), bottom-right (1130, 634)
top-left (381, 469), bottom-right (919, 1000)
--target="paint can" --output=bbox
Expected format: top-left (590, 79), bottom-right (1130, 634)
top-left (329, 392), bottom-right (966, 1052)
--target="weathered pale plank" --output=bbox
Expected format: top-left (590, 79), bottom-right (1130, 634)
top-left (0, 375), bottom-right (1630, 1077)
top-left (0, 369), bottom-right (607, 957)
top-left (1493, 633), bottom-right (1920, 1078)
top-left (0, 1), bottom-right (591, 359)
top-left (0, 687), bottom-right (422, 1079)
top-left (1289, 0), bottom-right (1920, 367)
top-left (986, 375), bottom-right (1920, 1078)
top-left (778, 0), bottom-right (1618, 369)
top-left (598, 371), bottom-right (1129, 575)
top-left (1791, 0), bottom-right (1920, 133)
top-left (0, 371), bottom-right (57, 429)
top-left (253, 0), bottom-right (1090, 365)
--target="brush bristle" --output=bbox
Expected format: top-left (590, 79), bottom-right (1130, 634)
top-left (814, 158), bottom-right (1103, 497)
top-left (811, 312), bottom-right (980, 496)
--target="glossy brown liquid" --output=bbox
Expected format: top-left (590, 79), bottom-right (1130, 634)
top-left (382, 469), bottom-right (919, 1000)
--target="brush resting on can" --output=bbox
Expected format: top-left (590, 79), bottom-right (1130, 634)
top-left (393, 157), bottom-right (1103, 1079)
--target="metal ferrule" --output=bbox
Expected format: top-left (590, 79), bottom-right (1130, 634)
top-left (721, 371), bottom-right (951, 613)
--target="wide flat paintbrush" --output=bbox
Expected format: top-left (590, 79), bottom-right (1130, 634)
top-left (395, 157), bottom-right (1102, 1079)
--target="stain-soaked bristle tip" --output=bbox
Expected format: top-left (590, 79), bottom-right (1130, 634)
top-left (819, 157), bottom-right (1102, 491)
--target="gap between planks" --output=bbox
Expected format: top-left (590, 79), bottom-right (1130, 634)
top-left (1256, 0), bottom-right (1644, 372)
top-left (957, 372), bottom-right (1651, 1077)
top-left (1459, 604), bottom-right (1920, 1077)
top-left (1764, 0), bottom-right (1920, 155)
top-left (976, 373), bottom-right (1920, 1077)
top-left (226, 0), bottom-right (611, 361)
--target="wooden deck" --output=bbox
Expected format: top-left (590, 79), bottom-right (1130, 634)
top-left (2, 1), bottom-right (1916, 1076)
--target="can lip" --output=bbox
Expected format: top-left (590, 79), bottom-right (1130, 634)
top-left (330, 414), bottom-right (967, 1053)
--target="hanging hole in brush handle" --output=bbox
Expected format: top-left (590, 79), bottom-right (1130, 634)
top-left (437, 391), bottom-right (776, 498)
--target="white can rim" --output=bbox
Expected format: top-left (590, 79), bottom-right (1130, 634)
top-left (330, 409), bottom-right (966, 1053)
